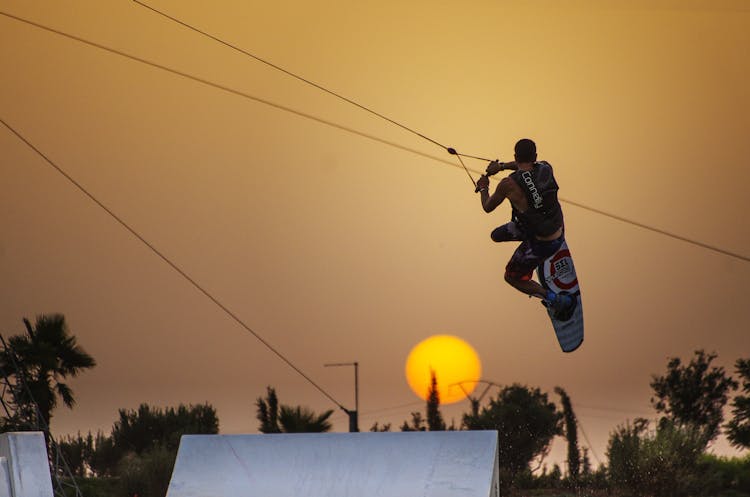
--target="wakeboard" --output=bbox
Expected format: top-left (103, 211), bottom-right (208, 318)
top-left (537, 240), bottom-right (584, 352)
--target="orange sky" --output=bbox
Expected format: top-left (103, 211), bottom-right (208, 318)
top-left (1, 0), bottom-right (749, 467)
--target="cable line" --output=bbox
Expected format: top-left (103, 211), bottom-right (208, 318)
top-left (132, 0), bottom-right (454, 154)
top-left (0, 116), bottom-right (347, 412)
top-left (128, 4), bottom-right (750, 264)
top-left (132, 0), bottom-right (490, 164)
top-left (0, 11), bottom-right (468, 166)
top-left (575, 418), bottom-right (603, 467)
top-left (1, 10), bottom-right (748, 264)
top-left (560, 198), bottom-right (750, 262)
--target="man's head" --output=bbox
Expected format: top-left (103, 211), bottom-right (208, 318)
top-left (514, 138), bottom-right (537, 163)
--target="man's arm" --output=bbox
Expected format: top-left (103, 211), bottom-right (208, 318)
top-left (486, 160), bottom-right (518, 176)
top-left (478, 177), bottom-right (512, 213)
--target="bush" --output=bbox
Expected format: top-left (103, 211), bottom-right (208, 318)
top-left (697, 453), bottom-right (750, 497)
top-left (607, 419), bottom-right (705, 497)
top-left (60, 477), bottom-right (119, 497)
top-left (582, 464), bottom-right (609, 491)
top-left (117, 445), bottom-right (176, 497)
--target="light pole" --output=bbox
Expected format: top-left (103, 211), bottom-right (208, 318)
top-left (324, 361), bottom-right (359, 432)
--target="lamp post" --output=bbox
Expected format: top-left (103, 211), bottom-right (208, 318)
top-left (324, 361), bottom-right (359, 432)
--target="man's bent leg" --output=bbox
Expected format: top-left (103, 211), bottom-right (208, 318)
top-left (504, 237), bottom-right (575, 318)
top-left (504, 273), bottom-right (547, 299)
top-left (505, 240), bottom-right (545, 298)
top-left (491, 222), bottom-right (524, 243)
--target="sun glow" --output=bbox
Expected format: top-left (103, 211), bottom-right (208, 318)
top-left (404, 335), bottom-right (482, 404)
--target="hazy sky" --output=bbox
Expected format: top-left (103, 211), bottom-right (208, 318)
top-left (1, 0), bottom-right (749, 467)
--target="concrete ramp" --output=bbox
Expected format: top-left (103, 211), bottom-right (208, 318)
top-left (167, 431), bottom-right (499, 497)
top-left (0, 432), bottom-right (54, 497)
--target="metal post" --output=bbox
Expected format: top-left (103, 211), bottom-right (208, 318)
top-left (354, 361), bottom-right (359, 416)
top-left (324, 361), bottom-right (359, 432)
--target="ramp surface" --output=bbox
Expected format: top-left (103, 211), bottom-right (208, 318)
top-left (167, 431), bottom-right (499, 497)
top-left (0, 432), bottom-right (54, 497)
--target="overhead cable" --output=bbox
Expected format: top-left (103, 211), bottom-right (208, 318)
top-left (127, 4), bottom-right (750, 264)
top-left (0, 115), bottom-right (347, 412)
top-left (1, 9), bottom-right (747, 265)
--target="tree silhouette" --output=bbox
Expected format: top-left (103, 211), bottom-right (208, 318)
top-left (369, 422), bottom-right (391, 432)
top-left (554, 386), bottom-right (580, 483)
top-left (607, 418), bottom-right (704, 497)
top-left (725, 357), bottom-right (750, 449)
top-left (426, 370), bottom-right (446, 431)
top-left (57, 432), bottom-right (90, 477)
top-left (400, 412), bottom-right (426, 432)
top-left (256, 386), bottom-right (282, 433)
top-left (256, 386), bottom-right (333, 433)
top-left (1, 314), bottom-right (96, 430)
top-left (112, 403), bottom-right (219, 455)
top-left (278, 405), bottom-right (333, 433)
top-left (463, 384), bottom-right (562, 485)
top-left (650, 349), bottom-right (737, 444)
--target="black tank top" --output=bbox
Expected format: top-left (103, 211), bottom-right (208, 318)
top-left (509, 161), bottom-right (564, 238)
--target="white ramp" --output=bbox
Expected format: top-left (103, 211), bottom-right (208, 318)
top-left (167, 431), bottom-right (499, 497)
top-left (0, 432), bottom-right (54, 497)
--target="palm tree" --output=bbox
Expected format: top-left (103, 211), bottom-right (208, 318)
top-left (256, 386), bottom-right (333, 433)
top-left (2, 314), bottom-right (96, 430)
top-left (256, 387), bottom-right (282, 433)
top-left (278, 405), bottom-right (333, 433)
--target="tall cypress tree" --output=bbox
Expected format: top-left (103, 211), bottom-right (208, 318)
top-left (555, 386), bottom-right (580, 483)
top-left (426, 370), bottom-right (446, 431)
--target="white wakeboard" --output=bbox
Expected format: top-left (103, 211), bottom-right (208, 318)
top-left (537, 240), bottom-right (584, 352)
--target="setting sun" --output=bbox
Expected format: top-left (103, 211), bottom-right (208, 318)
top-left (405, 335), bottom-right (482, 404)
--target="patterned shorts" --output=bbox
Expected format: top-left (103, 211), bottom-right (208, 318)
top-left (491, 222), bottom-right (564, 281)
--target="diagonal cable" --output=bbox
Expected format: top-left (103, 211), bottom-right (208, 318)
top-left (575, 417), bottom-right (603, 467)
top-left (1, 9), bottom-right (748, 264)
top-left (0, 116), bottom-right (346, 411)
top-left (126, 4), bottom-right (750, 264)
top-left (560, 198), bottom-right (749, 262)
top-left (132, 0), bottom-right (451, 152)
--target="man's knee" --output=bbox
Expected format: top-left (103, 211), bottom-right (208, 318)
top-left (504, 271), bottom-right (521, 288)
top-left (504, 269), bottom-right (532, 287)
top-left (491, 223), bottom-right (521, 242)
top-left (491, 227), bottom-right (508, 243)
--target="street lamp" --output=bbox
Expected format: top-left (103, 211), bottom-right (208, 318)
top-left (324, 361), bottom-right (359, 432)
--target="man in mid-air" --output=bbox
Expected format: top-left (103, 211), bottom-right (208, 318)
top-left (475, 138), bottom-right (574, 319)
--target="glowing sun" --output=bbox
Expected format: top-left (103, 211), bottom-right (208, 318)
top-left (405, 335), bottom-right (482, 404)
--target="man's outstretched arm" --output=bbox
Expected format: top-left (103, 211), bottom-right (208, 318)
top-left (477, 176), bottom-right (511, 213)
top-left (486, 160), bottom-right (517, 175)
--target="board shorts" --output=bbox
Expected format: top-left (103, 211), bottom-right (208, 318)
top-left (491, 222), bottom-right (564, 281)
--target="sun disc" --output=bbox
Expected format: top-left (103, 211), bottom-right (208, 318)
top-left (404, 335), bottom-right (481, 404)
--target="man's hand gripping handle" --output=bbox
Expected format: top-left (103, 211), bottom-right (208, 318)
top-left (475, 160), bottom-right (505, 193)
